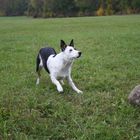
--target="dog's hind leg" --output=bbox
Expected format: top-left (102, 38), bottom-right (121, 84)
top-left (60, 79), bottom-right (64, 85)
top-left (36, 54), bottom-right (43, 85)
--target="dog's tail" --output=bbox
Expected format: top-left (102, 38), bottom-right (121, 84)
top-left (36, 54), bottom-right (40, 72)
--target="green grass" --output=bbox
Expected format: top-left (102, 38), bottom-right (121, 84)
top-left (0, 15), bottom-right (140, 140)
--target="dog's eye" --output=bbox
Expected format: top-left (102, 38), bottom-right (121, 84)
top-left (69, 49), bottom-right (73, 52)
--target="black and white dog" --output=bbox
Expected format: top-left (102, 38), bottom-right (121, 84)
top-left (36, 40), bottom-right (83, 93)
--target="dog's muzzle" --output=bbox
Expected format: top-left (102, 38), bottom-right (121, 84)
top-left (77, 52), bottom-right (82, 58)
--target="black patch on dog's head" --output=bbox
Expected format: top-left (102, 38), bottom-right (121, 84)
top-left (60, 40), bottom-right (67, 51)
top-left (69, 39), bottom-right (74, 47)
top-left (60, 39), bottom-right (74, 51)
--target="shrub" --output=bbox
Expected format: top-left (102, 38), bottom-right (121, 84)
top-left (96, 6), bottom-right (104, 16)
top-left (0, 11), bottom-right (5, 16)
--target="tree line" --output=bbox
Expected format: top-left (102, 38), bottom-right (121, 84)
top-left (0, 0), bottom-right (140, 17)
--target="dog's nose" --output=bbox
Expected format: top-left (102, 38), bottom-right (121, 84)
top-left (79, 52), bottom-right (82, 56)
top-left (77, 52), bottom-right (82, 58)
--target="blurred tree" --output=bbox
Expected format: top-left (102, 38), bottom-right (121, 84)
top-left (28, 0), bottom-right (44, 17)
top-left (43, 0), bottom-right (52, 17)
top-left (75, 0), bottom-right (98, 16)
top-left (132, 0), bottom-right (140, 13)
top-left (28, 0), bottom-right (77, 17)
top-left (96, 0), bottom-right (105, 16)
top-left (0, 0), bottom-right (7, 15)
top-left (0, 0), bottom-right (139, 17)
top-left (52, 0), bottom-right (77, 17)
top-left (106, 0), bottom-right (113, 15)
top-left (0, 0), bottom-right (28, 16)
top-left (112, 0), bottom-right (133, 14)
top-left (17, 0), bottom-right (28, 15)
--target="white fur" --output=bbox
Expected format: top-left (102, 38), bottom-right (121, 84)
top-left (37, 46), bottom-right (83, 94)
top-left (48, 46), bottom-right (82, 93)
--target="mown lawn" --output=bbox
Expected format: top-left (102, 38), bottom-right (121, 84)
top-left (0, 15), bottom-right (140, 140)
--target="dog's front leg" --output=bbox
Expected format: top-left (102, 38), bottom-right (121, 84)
top-left (66, 75), bottom-right (83, 94)
top-left (50, 75), bottom-right (63, 93)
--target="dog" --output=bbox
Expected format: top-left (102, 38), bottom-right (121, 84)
top-left (36, 39), bottom-right (83, 94)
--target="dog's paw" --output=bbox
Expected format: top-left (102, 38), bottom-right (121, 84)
top-left (36, 79), bottom-right (40, 85)
top-left (57, 86), bottom-right (63, 93)
top-left (76, 90), bottom-right (83, 94)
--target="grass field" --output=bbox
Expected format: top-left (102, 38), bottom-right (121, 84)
top-left (0, 15), bottom-right (140, 140)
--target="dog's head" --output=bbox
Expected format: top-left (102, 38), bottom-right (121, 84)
top-left (60, 39), bottom-right (82, 60)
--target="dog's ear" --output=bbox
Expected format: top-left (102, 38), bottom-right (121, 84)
top-left (60, 40), bottom-right (67, 51)
top-left (69, 39), bottom-right (74, 47)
